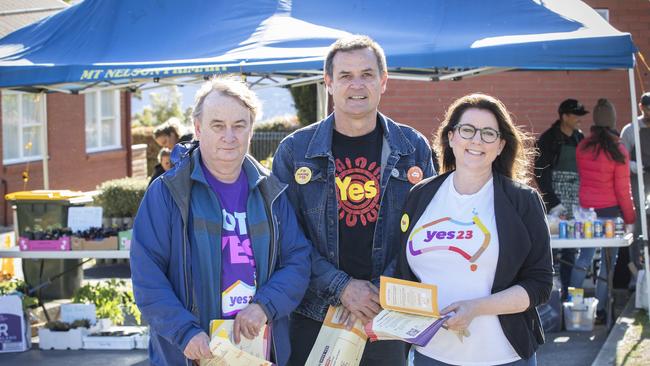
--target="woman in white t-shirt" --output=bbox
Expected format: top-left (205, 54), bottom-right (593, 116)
top-left (395, 94), bottom-right (552, 366)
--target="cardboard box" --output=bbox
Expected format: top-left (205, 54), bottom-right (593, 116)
top-left (39, 327), bottom-right (88, 350)
top-left (18, 237), bottom-right (70, 251)
top-left (0, 295), bottom-right (31, 353)
top-left (71, 236), bottom-right (118, 251)
top-left (118, 230), bottom-right (132, 251)
top-left (83, 333), bottom-right (135, 350)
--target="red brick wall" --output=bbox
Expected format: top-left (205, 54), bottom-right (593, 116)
top-left (379, 0), bottom-right (650, 142)
top-left (0, 92), bottom-right (129, 226)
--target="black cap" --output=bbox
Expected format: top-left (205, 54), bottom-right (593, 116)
top-left (558, 98), bottom-right (589, 116)
top-left (641, 92), bottom-right (650, 106)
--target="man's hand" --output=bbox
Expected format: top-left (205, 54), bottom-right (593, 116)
top-left (233, 303), bottom-right (268, 344)
top-left (340, 279), bottom-right (381, 325)
top-left (183, 332), bottom-right (212, 360)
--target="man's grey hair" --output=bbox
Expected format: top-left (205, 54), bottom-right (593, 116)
top-left (192, 77), bottom-right (262, 123)
top-left (324, 35), bottom-right (387, 78)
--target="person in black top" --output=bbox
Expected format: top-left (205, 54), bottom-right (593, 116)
top-left (534, 98), bottom-right (588, 299)
top-left (148, 147), bottom-right (172, 186)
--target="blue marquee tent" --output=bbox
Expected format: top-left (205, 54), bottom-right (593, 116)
top-left (0, 0), bottom-right (638, 91)
top-left (0, 0), bottom-right (648, 304)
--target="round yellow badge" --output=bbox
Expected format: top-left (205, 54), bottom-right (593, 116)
top-left (400, 213), bottom-right (410, 232)
top-left (294, 166), bottom-right (312, 185)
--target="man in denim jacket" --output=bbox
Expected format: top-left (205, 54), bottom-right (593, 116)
top-left (273, 35), bottom-right (435, 365)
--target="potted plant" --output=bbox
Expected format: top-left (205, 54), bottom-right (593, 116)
top-left (72, 279), bottom-right (141, 327)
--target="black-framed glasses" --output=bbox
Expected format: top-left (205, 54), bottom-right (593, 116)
top-left (454, 123), bottom-right (501, 143)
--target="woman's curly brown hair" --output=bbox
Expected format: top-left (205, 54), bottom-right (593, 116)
top-left (433, 93), bottom-right (536, 184)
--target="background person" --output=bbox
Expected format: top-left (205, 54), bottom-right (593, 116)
top-left (148, 147), bottom-right (172, 186)
top-left (570, 98), bottom-right (635, 324)
top-left (619, 92), bottom-right (650, 287)
top-left (535, 98), bottom-right (588, 298)
top-left (397, 93), bottom-right (552, 366)
top-left (153, 117), bottom-right (194, 150)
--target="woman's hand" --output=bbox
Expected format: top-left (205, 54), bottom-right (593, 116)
top-left (440, 300), bottom-right (482, 332)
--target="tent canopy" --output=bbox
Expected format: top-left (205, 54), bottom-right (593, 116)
top-left (0, 0), bottom-right (637, 93)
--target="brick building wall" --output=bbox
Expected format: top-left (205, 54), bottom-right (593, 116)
top-left (0, 92), bottom-right (130, 226)
top-left (379, 0), bottom-right (650, 143)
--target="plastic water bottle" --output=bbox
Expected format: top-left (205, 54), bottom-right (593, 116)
top-left (614, 217), bottom-right (625, 238)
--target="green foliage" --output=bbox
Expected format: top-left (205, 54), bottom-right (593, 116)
top-left (72, 279), bottom-right (140, 325)
top-left (95, 178), bottom-right (148, 218)
top-left (44, 319), bottom-right (90, 331)
top-left (0, 279), bottom-right (38, 310)
top-left (289, 84), bottom-right (317, 126)
top-left (132, 86), bottom-right (189, 127)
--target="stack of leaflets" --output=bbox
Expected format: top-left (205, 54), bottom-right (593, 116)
top-left (305, 305), bottom-right (368, 366)
top-left (200, 319), bottom-right (272, 366)
top-left (364, 277), bottom-right (450, 346)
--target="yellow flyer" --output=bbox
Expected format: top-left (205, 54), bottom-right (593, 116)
top-left (379, 276), bottom-right (439, 317)
top-left (305, 306), bottom-right (367, 366)
top-left (199, 319), bottom-right (271, 366)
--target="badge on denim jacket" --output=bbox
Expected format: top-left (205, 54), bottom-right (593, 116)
top-left (407, 166), bottom-right (423, 184)
top-left (294, 167), bottom-right (312, 185)
top-left (401, 213), bottom-right (410, 232)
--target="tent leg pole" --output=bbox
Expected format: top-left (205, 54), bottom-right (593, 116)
top-left (41, 92), bottom-right (49, 190)
top-left (628, 68), bottom-right (650, 310)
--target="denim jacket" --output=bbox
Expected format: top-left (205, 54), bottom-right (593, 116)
top-left (272, 112), bottom-right (435, 321)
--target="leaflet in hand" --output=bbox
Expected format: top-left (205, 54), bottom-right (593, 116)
top-left (364, 309), bottom-right (449, 346)
top-left (305, 306), bottom-right (367, 366)
top-left (199, 319), bottom-right (271, 366)
top-left (379, 276), bottom-right (439, 317)
top-left (201, 334), bottom-right (272, 366)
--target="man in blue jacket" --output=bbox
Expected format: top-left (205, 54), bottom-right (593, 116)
top-left (131, 78), bottom-right (311, 366)
top-left (273, 35), bottom-right (435, 365)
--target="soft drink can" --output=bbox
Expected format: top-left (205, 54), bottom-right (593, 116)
top-left (614, 217), bottom-right (625, 238)
top-left (605, 219), bottom-right (615, 238)
top-left (594, 220), bottom-right (603, 238)
top-left (574, 221), bottom-right (583, 239)
top-left (567, 221), bottom-right (575, 239)
top-left (559, 221), bottom-right (568, 239)
top-left (584, 220), bottom-right (593, 239)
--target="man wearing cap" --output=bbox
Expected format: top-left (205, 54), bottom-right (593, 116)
top-left (272, 35), bottom-right (434, 365)
top-left (535, 98), bottom-right (588, 297)
top-left (620, 92), bottom-right (650, 282)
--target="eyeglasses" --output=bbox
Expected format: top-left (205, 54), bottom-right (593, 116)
top-left (454, 123), bottom-right (501, 143)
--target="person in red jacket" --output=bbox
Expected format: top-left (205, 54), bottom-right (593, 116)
top-left (569, 98), bottom-right (635, 323)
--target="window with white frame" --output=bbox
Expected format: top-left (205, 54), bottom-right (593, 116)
top-left (2, 91), bottom-right (46, 165)
top-left (85, 90), bottom-right (121, 152)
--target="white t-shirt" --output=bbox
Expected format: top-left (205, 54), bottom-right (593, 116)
top-left (407, 173), bottom-right (520, 365)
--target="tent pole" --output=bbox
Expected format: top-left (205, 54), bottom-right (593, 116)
top-left (41, 92), bottom-right (49, 190)
top-left (316, 81), bottom-right (327, 121)
top-left (628, 68), bottom-right (650, 310)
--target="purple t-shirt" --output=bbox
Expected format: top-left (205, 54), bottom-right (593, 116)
top-left (201, 162), bottom-right (256, 318)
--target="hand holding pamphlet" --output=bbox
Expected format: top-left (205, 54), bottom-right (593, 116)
top-left (199, 319), bottom-right (272, 366)
top-left (365, 277), bottom-right (469, 345)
